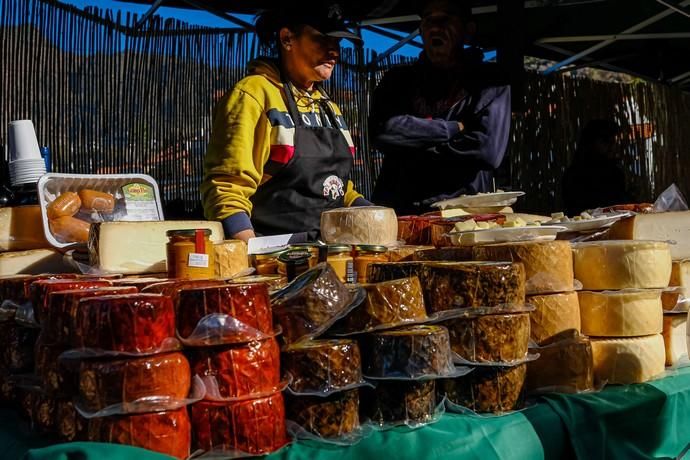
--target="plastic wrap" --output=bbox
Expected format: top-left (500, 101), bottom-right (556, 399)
top-left (230, 275), bottom-right (287, 293)
top-left (527, 292), bottom-right (581, 345)
top-left (397, 215), bottom-right (439, 245)
top-left (70, 293), bottom-right (177, 356)
top-left (443, 310), bottom-right (531, 364)
top-left (526, 329), bottom-right (594, 394)
top-left (439, 363), bottom-right (527, 414)
top-left (35, 337), bottom-right (77, 396)
top-left (0, 323), bottom-right (39, 372)
top-left (271, 263), bottom-right (366, 345)
top-left (422, 261), bottom-right (526, 313)
top-left (56, 399), bottom-right (89, 442)
top-left (176, 283), bottom-right (273, 345)
top-left (190, 392), bottom-right (288, 456)
top-left (110, 276), bottom-right (170, 291)
top-left (141, 279), bottom-right (226, 304)
top-left (578, 289), bottom-right (663, 337)
top-left (412, 247), bottom-right (474, 262)
top-left (285, 389), bottom-right (360, 439)
top-left (74, 352), bottom-right (191, 414)
top-left (662, 287), bottom-right (690, 312)
top-left (283, 339), bottom-right (365, 395)
top-left (28, 278), bottom-right (113, 325)
top-left (188, 338), bottom-right (281, 401)
top-left (653, 183), bottom-right (689, 212)
top-left (366, 261), bottom-right (426, 284)
top-left (329, 277), bottom-right (427, 334)
top-left (361, 380), bottom-right (439, 427)
top-left (320, 206), bottom-right (398, 246)
top-left (387, 245), bottom-right (435, 262)
top-left (0, 275), bottom-right (32, 314)
top-left (572, 240), bottom-right (672, 290)
top-left (362, 325), bottom-right (455, 379)
top-left (88, 408), bottom-right (191, 459)
top-left (473, 240), bottom-right (574, 295)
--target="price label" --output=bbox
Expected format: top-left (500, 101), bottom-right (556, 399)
top-left (188, 253), bottom-right (210, 268)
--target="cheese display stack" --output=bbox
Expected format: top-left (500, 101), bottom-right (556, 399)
top-left (661, 259), bottom-right (690, 366)
top-left (573, 241), bottom-right (670, 384)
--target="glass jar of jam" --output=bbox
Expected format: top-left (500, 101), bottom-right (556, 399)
top-left (166, 229), bottom-right (216, 279)
top-left (289, 243), bottom-right (328, 268)
top-left (278, 248), bottom-right (313, 281)
top-left (354, 245), bottom-right (389, 283)
top-left (327, 245), bottom-right (354, 283)
top-left (252, 250), bottom-right (285, 276)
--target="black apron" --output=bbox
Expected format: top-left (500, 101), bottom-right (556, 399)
top-left (250, 82), bottom-right (354, 240)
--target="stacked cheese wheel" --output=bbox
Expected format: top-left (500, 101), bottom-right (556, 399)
top-left (573, 241), bottom-right (670, 384)
top-left (661, 260), bottom-right (690, 366)
top-left (178, 282), bottom-right (288, 456)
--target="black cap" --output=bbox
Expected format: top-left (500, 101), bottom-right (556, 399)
top-left (287, 3), bottom-right (361, 42)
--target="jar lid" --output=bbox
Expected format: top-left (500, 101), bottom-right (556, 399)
top-left (355, 245), bottom-right (388, 253)
top-left (327, 244), bottom-right (352, 254)
top-left (166, 228), bottom-right (212, 237)
top-left (278, 249), bottom-right (312, 264)
top-left (255, 249), bottom-right (287, 260)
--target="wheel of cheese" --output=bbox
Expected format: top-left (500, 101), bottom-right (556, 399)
top-left (56, 400), bottom-right (88, 442)
top-left (366, 261), bottom-right (426, 284)
top-left (661, 287), bottom-right (690, 312)
top-left (397, 216), bottom-right (438, 245)
top-left (607, 211), bottom-right (690, 260)
top-left (361, 380), bottom-right (436, 425)
top-left (473, 241), bottom-right (574, 295)
top-left (0, 275), bottom-right (32, 307)
top-left (664, 314), bottom-right (688, 366)
top-left (333, 277), bottom-right (426, 333)
top-left (578, 290), bottom-right (662, 337)
top-left (387, 246), bottom-right (435, 262)
top-left (214, 239), bottom-right (249, 279)
top-left (526, 330), bottom-right (593, 393)
top-left (190, 392), bottom-right (288, 455)
top-left (590, 334), bottom-right (665, 384)
top-left (44, 287), bottom-right (138, 346)
top-left (30, 279), bottom-right (113, 324)
top-left (444, 311), bottom-right (530, 363)
top-left (572, 241), bottom-right (672, 290)
top-left (439, 363), bottom-right (526, 413)
top-left (412, 247), bottom-right (474, 262)
top-left (141, 279), bottom-right (226, 305)
top-left (78, 352), bottom-right (191, 413)
top-left (362, 325), bottom-right (452, 378)
top-left (0, 323), bottom-right (39, 372)
top-left (422, 261), bottom-right (526, 312)
top-left (88, 408), bottom-right (191, 459)
top-left (72, 294), bottom-right (175, 354)
top-left (282, 339), bottom-right (362, 394)
top-left (188, 338), bottom-right (280, 400)
top-left (175, 283), bottom-right (272, 342)
top-left (527, 292), bottom-right (581, 345)
top-left (320, 207), bottom-right (398, 246)
top-left (285, 389), bottom-right (359, 438)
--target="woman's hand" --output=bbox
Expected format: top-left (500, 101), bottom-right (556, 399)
top-left (233, 229), bottom-right (256, 242)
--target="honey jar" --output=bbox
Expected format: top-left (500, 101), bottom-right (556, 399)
top-left (166, 229), bottom-right (216, 279)
top-left (327, 245), bottom-right (354, 283)
top-left (252, 250), bottom-right (285, 275)
top-left (354, 245), bottom-right (389, 283)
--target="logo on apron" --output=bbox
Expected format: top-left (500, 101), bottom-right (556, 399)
top-left (322, 175), bottom-right (345, 200)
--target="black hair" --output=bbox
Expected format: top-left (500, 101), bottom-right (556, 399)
top-left (420, 0), bottom-right (472, 21)
top-left (255, 10), bottom-right (307, 55)
top-left (575, 119), bottom-right (621, 159)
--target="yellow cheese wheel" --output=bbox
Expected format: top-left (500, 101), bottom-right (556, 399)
top-left (320, 207), bottom-right (398, 246)
top-left (591, 334), bottom-right (665, 384)
top-left (527, 291), bottom-right (580, 345)
top-left (663, 314), bottom-right (688, 367)
top-left (578, 290), bottom-right (663, 337)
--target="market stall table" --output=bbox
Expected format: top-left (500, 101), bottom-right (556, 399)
top-left (10, 366), bottom-right (690, 460)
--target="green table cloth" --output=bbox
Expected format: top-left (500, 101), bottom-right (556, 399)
top-left (12, 366), bottom-right (690, 460)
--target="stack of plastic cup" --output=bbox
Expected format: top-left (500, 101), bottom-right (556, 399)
top-left (7, 120), bottom-right (47, 186)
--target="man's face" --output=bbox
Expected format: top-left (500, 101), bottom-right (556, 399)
top-left (420, 6), bottom-right (465, 68)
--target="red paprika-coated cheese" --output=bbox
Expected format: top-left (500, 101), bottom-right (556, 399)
top-left (30, 279), bottom-right (113, 324)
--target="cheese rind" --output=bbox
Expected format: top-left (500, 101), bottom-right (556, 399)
top-left (320, 207), bottom-right (398, 246)
top-left (527, 332), bottom-right (593, 393)
top-left (663, 314), bottom-right (688, 366)
top-left (572, 241), bottom-right (672, 290)
top-left (591, 334), bottom-right (665, 384)
top-left (0, 249), bottom-right (73, 276)
top-left (0, 206), bottom-right (51, 252)
top-left (579, 290), bottom-right (663, 337)
top-left (213, 240), bottom-right (248, 279)
top-left (670, 259), bottom-right (690, 287)
top-left (472, 240), bottom-right (574, 294)
top-left (608, 211), bottom-right (690, 259)
top-left (89, 221), bottom-right (224, 274)
top-left (528, 292), bottom-right (581, 345)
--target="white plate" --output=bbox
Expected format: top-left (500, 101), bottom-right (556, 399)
top-left (432, 191), bottom-right (525, 209)
top-left (545, 213), bottom-right (630, 232)
top-left (448, 225), bottom-right (566, 246)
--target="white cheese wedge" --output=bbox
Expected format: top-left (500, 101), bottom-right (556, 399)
top-left (0, 249), bottom-right (73, 275)
top-left (608, 211), bottom-right (690, 259)
top-left (572, 241), bottom-right (672, 290)
top-left (320, 207), bottom-right (398, 246)
top-left (579, 290), bottom-right (663, 337)
top-left (527, 291), bottom-right (581, 345)
top-left (89, 221), bottom-right (224, 274)
top-left (663, 314), bottom-right (688, 366)
top-left (591, 334), bottom-right (665, 384)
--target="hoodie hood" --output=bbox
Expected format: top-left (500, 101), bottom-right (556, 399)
top-left (247, 57), bottom-right (283, 87)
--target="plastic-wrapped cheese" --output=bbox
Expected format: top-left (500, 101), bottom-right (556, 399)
top-left (0, 206), bottom-right (51, 251)
top-left (320, 207), bottom-right (398, 246)
top-left (29, 279), bottom-right (113, 325)
top-left (72, 294), bottom-right (175, 354)
top-left (88, 408), bottom-right (191, 459)
top-left (608, 211), bottom-right (690, 259)
top-left (526, 330), bottom-right (593, 393)
top-left (0, 249), bottom-right (73, 276)
top-left (387, 245), bottom-right (434, 262)
top-left (56, 400), bottom-right (88, 442)
top-left (527, 292), bottom-right (581, 345)
top-left (663, 314), bottom-right (688, 366)
top-left (0, 323), bottom-right (38, 372)
top-left (572, 241), bottom-right (672, 290)
top-left (397, 215), bottom-right (438, 245)
top-left (77, 352), bottom-right (191, 413)
top-left (283, 339), bottom-right (362, 394)
top-left (591, 334), bottom-right (665, 384)
top-left (413, 247), bottom-right (474, 262)
top-left (175, 283), bottom-right (272, 342)
top-left (190, 392), bottom-right (288, 455)
top-left (578, 290), bottom-right (662, 337)
top-left (362, 380), bottom-right (436, 425)
top-left (366, 261), bottom-right (426, 283)
top-left (439, 364), bottom-right (526, 414)
top-left (141, 279), bottom-right (225, 305)
top-left (473, 241), bottom-right (574, 294)
top-left (670, 259), bottom-right (690, 287)
top-left (214, 239), bottom-right (249, 278)
top-left (188, 338), bottom-right (281, 400)
top-left (286, 389), bottom-right (359, 438)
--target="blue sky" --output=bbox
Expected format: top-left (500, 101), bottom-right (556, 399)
top-left (57, 0), bottom-right (425, 57)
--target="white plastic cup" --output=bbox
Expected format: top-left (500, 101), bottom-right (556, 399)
top-left (7, 120), bottom-right (42, 162)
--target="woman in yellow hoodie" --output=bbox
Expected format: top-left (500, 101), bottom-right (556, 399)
top-left (201, 5), bottom-right (370, 242)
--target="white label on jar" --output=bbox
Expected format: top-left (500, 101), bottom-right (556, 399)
top-left (188, 253), bottom-right (209, 268)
